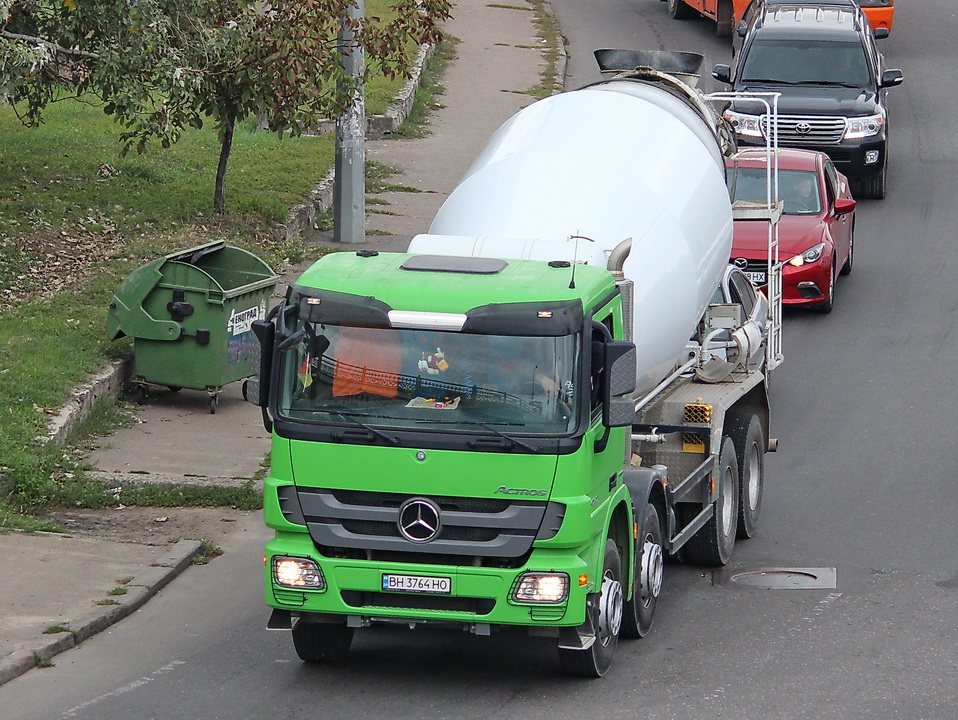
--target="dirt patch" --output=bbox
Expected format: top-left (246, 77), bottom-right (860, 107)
top-left (38, 506), bottom-right (257, 551)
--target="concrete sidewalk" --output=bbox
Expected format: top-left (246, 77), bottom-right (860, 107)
top-left (0, 0), bottom-right (553, 688)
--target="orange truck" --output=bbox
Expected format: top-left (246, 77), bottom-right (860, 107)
top-left (663, 0), bottom-right (894, 39)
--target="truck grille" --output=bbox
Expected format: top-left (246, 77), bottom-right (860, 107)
top-left (340, 590), bottom-right (496, 615)
top-left (295, 487), bottom-right (547, 560)
top-left (761, 115), bottom-right (846, 144)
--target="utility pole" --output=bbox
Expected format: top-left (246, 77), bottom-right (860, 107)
top-left (333, 0), bottom-right (366, 244)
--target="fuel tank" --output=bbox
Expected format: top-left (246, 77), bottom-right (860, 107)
top-left (411, 64), bottom-right (734, 396)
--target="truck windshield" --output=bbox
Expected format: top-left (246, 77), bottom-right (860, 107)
top-left (276, 323), bottom-right (578, 435)
top-left (741, 40), bottom-right (871, 88)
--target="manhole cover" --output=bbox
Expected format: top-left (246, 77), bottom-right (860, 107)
top-left (713, 567), bottom-right (837, 590)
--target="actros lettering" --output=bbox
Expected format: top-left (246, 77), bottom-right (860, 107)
top-left (495, 486), bottom-right (546, 496)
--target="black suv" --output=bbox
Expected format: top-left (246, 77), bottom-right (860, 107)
top-left (714, 5), bottom-right (903, 198)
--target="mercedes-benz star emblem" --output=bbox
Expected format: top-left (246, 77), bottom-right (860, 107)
top-left (397, 498), bottom-right (441, 543)
top-left (795, 121), bottom-right (812, 135)
top-left (734, 257), bottom-right (749, 269)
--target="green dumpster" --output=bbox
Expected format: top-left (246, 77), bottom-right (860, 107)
top-left (107, 241), bottom-right (280, 413)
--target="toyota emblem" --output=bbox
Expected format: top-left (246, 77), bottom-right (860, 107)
top-left (734, 257), bottom-right (749, 269)
top-left (397, 498), bottom-right (442, 543)
top-left (795, 121), bottom-right (812, 135)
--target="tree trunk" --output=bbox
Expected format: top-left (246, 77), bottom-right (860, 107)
top-left (214, 114), bottom-right (235, 215)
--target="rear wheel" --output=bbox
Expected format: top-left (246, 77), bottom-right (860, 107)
top-left (726, 412), bottom-right (765, 539)
top-left (291, 621), bottom-right (354, 663)
top-left (668, 0), bottom-right (697, 20)
top-left (680, 437), bottom-right (739, 566)
top-left (622, 503), bottom-right (664, 639)
top-left (558, 539), bottom-right (622, 677)
top-left (715, 0), bottom-right (734, 38)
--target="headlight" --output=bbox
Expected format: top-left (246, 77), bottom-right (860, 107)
top-left (844, 112), bottom-right (885, 140)
top-left (272, 556), bottom-right (325, 589)
top-left (787, 242), bottom-right (827, 267)
top-left (724, 110), bottom-right (763, 138)
top-left (513, 572), bottom-right (570, 603)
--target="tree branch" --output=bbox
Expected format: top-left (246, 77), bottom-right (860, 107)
top-left (1, 30), bottom-right (100, 60)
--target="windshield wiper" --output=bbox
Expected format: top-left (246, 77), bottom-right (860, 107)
top-left (458, 421), bottom-right (539, 453)
top-left (325, 410), bottom-right (399, 446)
top-left (793, 80), bottom-right (862, 88)
top-left (742, 78), bottom-right (798, 85)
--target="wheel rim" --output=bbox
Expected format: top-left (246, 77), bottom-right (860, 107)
top-left (847, 234), bottom-right (854, 269)
top-left (640, 536), bottom-right (664, 604)
top-left (721, 464), bottom-right (735, 530)
top-left (746, 444), bottom-right (761, 512)
top-left (597, 570), bottom-right (623, 645)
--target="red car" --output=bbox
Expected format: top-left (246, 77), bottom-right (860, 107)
top-left (728, 148), bottom-right (856, 313)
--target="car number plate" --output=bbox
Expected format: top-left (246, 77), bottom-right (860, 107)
top-left (744, 270), bottom-right (767, 285)
top-left (382, 574), bottom-right (451, 594)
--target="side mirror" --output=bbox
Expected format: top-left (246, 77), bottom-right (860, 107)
top-left (737, 23), bottom-right (747, 38)
top-left (712, 64), bottom-right (732, 85)
top-left (602, 340), bottom-right (637, 428)
top-left (834, 198), bottom-right (856, 216)
top-left (247, 319), bottom-right (275, 409)
top-left (880, 69), bottom-right (903, 88)
top-left (874, 28), bottom-right (889, 40)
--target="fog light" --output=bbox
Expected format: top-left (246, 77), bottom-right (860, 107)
top-left (273, 556), bottom-right (325, 589)
top-left (513, 572), bottom-right (569, 603)
top-left (864, 150), bottom-right (881, 165)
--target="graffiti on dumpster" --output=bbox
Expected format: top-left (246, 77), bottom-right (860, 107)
top-left (227, 300), bottom-right (267, 369)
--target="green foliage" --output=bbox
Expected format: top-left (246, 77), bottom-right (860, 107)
top-left (192, 539), bottom-right (223, 565)
top-left (0, 0), bottom-right (452, 213)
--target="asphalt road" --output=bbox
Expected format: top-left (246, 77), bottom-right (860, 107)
top-left (3, 1), bottom-right (957, 718)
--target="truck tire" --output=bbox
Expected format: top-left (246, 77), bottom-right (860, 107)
top-left (621, 503), bottom-right (664, 639)
top-left (716, 0), bottom-right (734, 38)
top-left (681, 437), bottom-right (739, 566)
top-left (726, 412), bottom-right (764, 539)
top-left (291, 621), bottom-right (354, 663)
top-left (558, 539), bottom-right (622, 677)
top-left (668, 0), bottom-right (697, 20)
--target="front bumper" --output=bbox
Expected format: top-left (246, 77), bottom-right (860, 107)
top-left (737, 135), bottom-right (886, 181)
top-left (265, 532), bottom-right (592, 628)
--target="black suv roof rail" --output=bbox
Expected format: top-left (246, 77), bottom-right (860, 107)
top-left (756, 6), bottom-right (864, 36)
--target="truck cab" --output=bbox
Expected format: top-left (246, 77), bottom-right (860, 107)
top-left (251, 251), bottom-right (644, 676)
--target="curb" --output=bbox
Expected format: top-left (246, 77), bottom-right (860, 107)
top-left (45, 358), bottom-right (131, 446)
top-left (0, 539), bottom-right (202, 687)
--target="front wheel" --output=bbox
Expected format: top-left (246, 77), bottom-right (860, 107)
top-left (558, 539), bottom-right (622, 677)
top-left (858, 165), bottom-right (888, 200)
top-left (811, 258), bottom-right (835, 314)
top-left (291, 621), bottom-right (354, 663)
top-left (680, 437), bottom-right (739, 566)
top-left (840, 225), bottom-right (855, 276)
top-left (621, 503), bottom-right (664, 639)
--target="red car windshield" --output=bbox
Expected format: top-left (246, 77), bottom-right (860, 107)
top-left (728, 167), bottom-right (822, 216)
